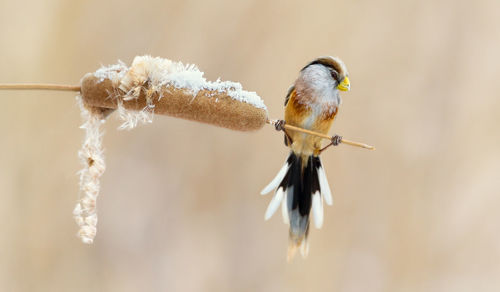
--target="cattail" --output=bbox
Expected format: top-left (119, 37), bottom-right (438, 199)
top-left (80, 56), bottom-right (268, 131)
top-left (73, 55), bottom-right (269, 243)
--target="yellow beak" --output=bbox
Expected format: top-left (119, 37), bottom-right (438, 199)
top-left (338, 76), bottom-right (350, 91)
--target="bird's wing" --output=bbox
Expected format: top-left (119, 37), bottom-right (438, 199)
top-left (284, 85), bottom-right (295, 106)
top-left (283, 86), bottom-right (297, 146)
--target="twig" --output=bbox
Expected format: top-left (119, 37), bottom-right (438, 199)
top-left (0, 83), bottom-right (81, 92)
top-left (267, 119), bottom-right (375, 150)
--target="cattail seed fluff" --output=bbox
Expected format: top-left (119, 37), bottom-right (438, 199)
top-left (74, 97), bottom-right (110, 244)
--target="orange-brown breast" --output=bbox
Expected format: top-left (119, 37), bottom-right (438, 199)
top-left (284, 88), bottom-right (337, 157)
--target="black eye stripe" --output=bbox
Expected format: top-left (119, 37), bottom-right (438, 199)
top-left (301, 60), bottom-right (331, 71)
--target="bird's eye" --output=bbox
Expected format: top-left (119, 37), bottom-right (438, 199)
top-left (330, 70), bottom-right (339, 82)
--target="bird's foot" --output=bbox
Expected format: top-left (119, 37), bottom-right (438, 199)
top-left (331, 135), bottom-right (343, 146)
top-left (319, 135), bottom-right (343, 153)
top-left (274, 120), bottom-right (293, 145)
top-left (274, 119), bottom-right (286, 131)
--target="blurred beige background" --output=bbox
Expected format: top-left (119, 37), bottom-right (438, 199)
top-left (1, 0), bottom-right (500, 291)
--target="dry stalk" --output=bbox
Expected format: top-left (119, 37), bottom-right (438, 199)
top-left (0, 83), bottom-right (80, 91)
top-left (267, 119), bottom-right (375, 150)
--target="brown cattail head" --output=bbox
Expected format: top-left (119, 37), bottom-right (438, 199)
top-left (80, 56), bottom-right (268, 131)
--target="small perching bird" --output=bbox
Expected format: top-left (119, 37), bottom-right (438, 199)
top-left (261, 56), bottom-right (350, 260)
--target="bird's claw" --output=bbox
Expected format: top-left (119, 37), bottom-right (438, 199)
top-left (274, 119), bottom-right (286, 131)
top-left (331, 135), bottom-right (342, 146)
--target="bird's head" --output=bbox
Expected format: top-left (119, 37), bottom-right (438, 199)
top-left (301, 56), bottom-right (350, 92)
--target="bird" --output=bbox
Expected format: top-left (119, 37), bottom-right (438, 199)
top-left (260, 56), bottom-right (350, 260)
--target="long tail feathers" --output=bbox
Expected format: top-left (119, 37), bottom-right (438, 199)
top-left (261, 153), bottom-right (333, 261)
top-left (260, 155), bottom-right (293, 195)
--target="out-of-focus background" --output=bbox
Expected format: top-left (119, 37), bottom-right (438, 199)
top-left (1, 0), bottom-right (500, 291)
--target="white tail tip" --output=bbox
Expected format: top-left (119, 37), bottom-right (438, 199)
top-left (264, 188), bottom-right (285, 220)
top-left (260, 160), bottom-right (290, 195)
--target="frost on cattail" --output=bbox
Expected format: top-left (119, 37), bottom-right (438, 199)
top-left (116, 99), bottom-right (153, 130)
top-left (80, 55), bottom-right (268, 131)
top-left (74, 96), bottom-right (111, 244)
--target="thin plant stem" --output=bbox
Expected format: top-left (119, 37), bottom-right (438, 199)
top-left (267, 119), bottom-right (375, 150)
top-left (0, 83), bottom-right (81, 92)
